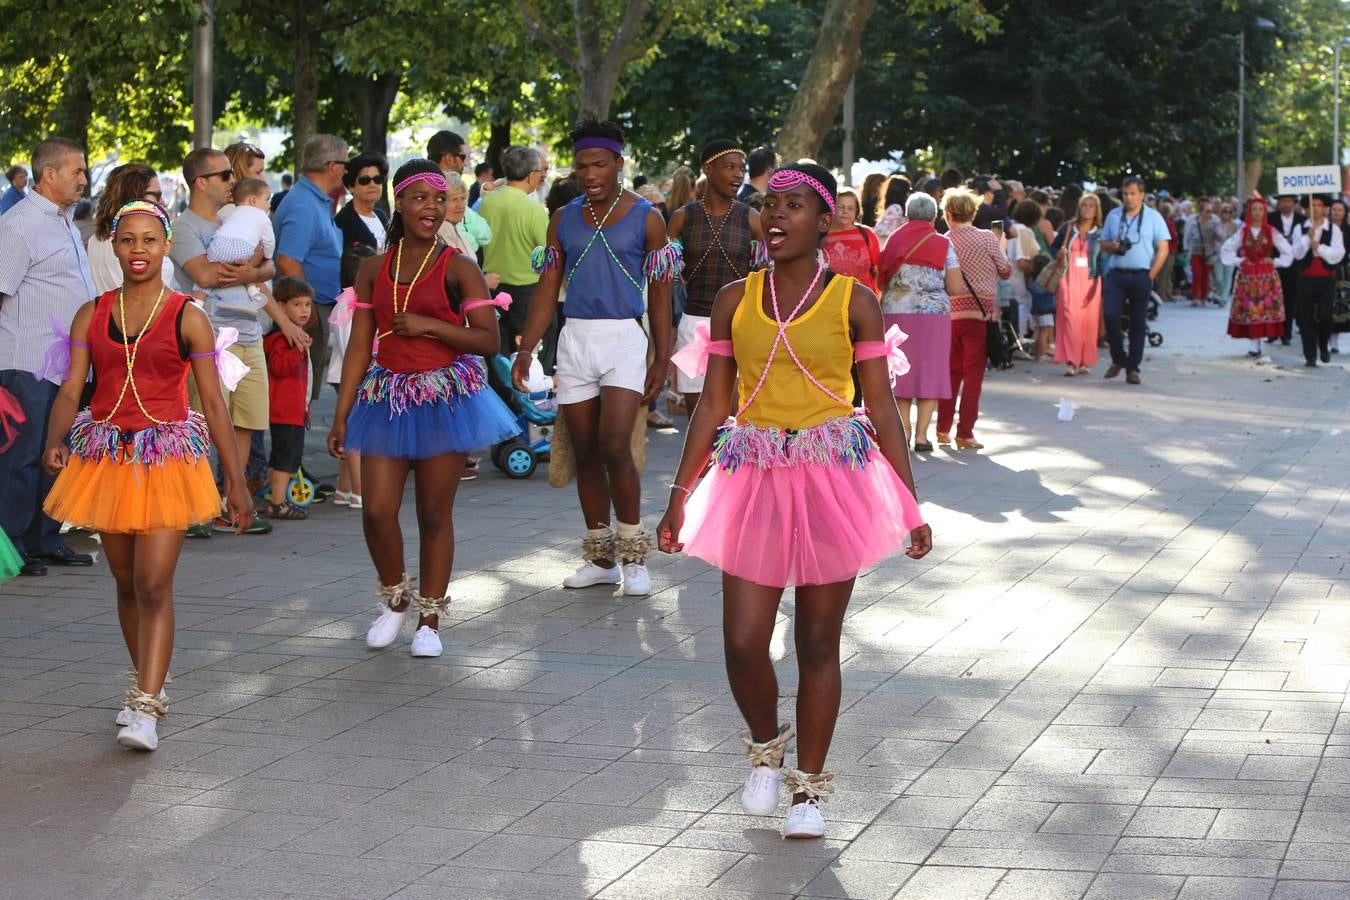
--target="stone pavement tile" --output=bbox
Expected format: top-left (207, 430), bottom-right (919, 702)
top-left (1176, 876), bottom-right (1276, 900)
top-left (394, 871), bottom-right (614, 900)
top-left (205, 811), bottom-right (332, 848)
top-left (1104, 853), bottom-right (1280, 878)
top-left (1083, 873), bottom-right (1185, 900)
top-left (875, 794), bottom-right (978, 828)
top-left (532, 838), bottom-right (659, 879)
top-left (988, 870), bottom-right (1095, 900)
top-left (1271, 882), bottom-right (1350, 900)
top-left (800, 858), bottom-right (916, 899)
top-left (902, 766), bottom-right (1002, 798)
top-left (958, 798), bottom-right (1056, 831)
top-left (280, 818), bottom-right (408, 856)
top-left (1125, 806), bottom-right (1219, 838)
top-left (714, 851), bottom-right (835, 893)
top-left (1040, 802), bottom-right (1137, 836)
top-left (893, 864), bottom-right (1005, 899)
top-left (194, 866), bottom-right (408, 899)
top-left (1208, 809), bottom-right (1299, 841)
top-left (618, 846), bottom-right (746, 887)
top-left (839, 824), bottom-right (947, 863)
top-left (1292, 810), bottom-right (1350, 843)
top-left (596, 882), bottom-right (790, 900)
top-left (1239, 755), bottom-right (1320, 781)
top-left (505, 801), bottom-right (700, 844)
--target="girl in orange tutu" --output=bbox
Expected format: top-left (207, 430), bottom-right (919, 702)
top-left (42, 200), bottom-right (253, 752)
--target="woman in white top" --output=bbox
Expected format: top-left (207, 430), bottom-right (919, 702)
top-left (87, 164), bottom-right (175, 293)
top-left (1221, 197), bottom-right (1294, 357)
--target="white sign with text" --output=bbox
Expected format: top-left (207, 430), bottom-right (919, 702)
top-left (1275, 165), bottom-right (1341, 194)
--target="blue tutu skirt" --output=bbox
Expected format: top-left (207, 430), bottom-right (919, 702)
top-left (344, 358), bottom-right (520, 459)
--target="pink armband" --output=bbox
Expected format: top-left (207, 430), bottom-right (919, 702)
top-left (854, 324), bottom-right (910, 386)
top-left (671, 321), bottom-right (734, 378)
top-left (462, 292), bottom-right (513, 313)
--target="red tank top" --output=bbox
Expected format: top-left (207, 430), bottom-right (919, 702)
top-left (373, 245), bottom-right (463, 373)
top-left (89, 289), bottom-right (192, 432)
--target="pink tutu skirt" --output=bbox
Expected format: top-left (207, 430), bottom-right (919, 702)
top-left (679, 415), bottom-right (924, 588)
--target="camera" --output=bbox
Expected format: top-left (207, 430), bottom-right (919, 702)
top-left (1106, 237), bottom-right (1132, 255)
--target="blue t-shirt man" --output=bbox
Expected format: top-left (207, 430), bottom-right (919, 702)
top-left (1099, 179), bottom-right (1170, 382)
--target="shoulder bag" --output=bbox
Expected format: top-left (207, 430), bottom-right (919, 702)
top-left (1035, 226), bottom-right (1070, 294)
top-left (960, 267), bottom-right (1008, 368)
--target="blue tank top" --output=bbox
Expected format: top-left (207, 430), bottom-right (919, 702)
top-left (557, 195), bottom-right (650, 319)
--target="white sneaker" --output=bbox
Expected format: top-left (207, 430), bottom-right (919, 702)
top-left (410, 626), bottom-right (442, 658)
top-left (115, 687), bottom-right (167, 727)
top-left (116, 711), bottom-right (159, 751)
top-left (563, 561), bottom-right (621, 589)
top-left (622, 563), bottom-right (651, 596)
top-left (366, 606), bottom-right (407, 648)
top-left (741, 765), bottom-right (783, 815)
top-left (782, 799), bottom-right (825, 839)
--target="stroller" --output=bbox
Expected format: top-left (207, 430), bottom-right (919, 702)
top-left (486, 354), bottom-right (554, 479)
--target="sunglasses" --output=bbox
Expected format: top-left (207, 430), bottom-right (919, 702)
top-left (144, 190), bottom-right (163, 202)
top-left (355, 175), bottom-right (385, 186)
top-left (326, 159), bottom-right (350, 168)
top-left (200, 169), bottom-right (234, 182)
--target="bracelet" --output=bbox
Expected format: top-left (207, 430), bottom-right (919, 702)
top-left (669, 482), bottom-right (693, 496)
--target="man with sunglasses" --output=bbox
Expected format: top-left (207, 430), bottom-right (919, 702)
top-left (427, 130), bottom-right (492, 255)
top-left (171, 148), bottom-right (286, 534)
top-left (273, 134), bottom-right (346, 401)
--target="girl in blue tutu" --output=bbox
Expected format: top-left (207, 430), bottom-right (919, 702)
top-left (328, 159), bottom-right (519, 658)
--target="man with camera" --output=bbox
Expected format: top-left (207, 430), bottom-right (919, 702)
top-left (1099, 176), bottom-right (1170, 384)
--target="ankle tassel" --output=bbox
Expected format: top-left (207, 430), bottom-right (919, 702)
top-left (582, 528), bottom-right (615, 562)
top-left (125, 688), bottom-right (168, 719)
top-left (784, 768), bottom-right (834, 802)
top-left (741, 723), bottom-right (793, 769)
top-left (615, 528), bottom-right (653, 564)
top-left (410, 590), bottom-right (451, 616)
top-left (376, 575), bottom-right (411, 610)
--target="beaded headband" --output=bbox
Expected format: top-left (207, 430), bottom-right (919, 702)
top-left (110, 200), bottom-right (172, 240)
top-left (703, 147), bottom-right (746, 166)
top-left (573, 136), bottom-right (624, 156)
top-left (767, 170), bottom-right (836, 214)
top-left (393, 171), bottom-right (448, 196)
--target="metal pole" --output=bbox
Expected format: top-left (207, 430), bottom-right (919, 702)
top-left (193, 0), bottom-right (214, 148)
top-left (1336, 42), bottom-right (1343, 171)
top-left (842, 76), bottom-right (856, 186)
top-left (1237, 30), bottom-right (1245, 202)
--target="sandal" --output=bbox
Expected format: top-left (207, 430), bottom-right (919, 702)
top-left (259, 502), bottom-right (307, 521)
top-left (913, 441), bottom-right (934, 453)
top-left (348, 495), bottom-right (363, 510)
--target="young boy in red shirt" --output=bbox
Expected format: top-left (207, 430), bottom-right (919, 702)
top-left (263, 277), bottom-right (313, 519)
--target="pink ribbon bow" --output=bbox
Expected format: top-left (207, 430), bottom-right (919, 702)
top-left (879, 324), bottom-right (911, 385)
top-left (328, 287), bottom-right (358, 327)
top-left (36, 314), bottom-right (72, 382)
top-left (463, 292), bottom-right (513, 314)
top-left (672, 321), bottom-right (727, 379)
top-left (214, 328), bottom-right (251, 391)
top-left (0, 385), bottom-right (26, 453)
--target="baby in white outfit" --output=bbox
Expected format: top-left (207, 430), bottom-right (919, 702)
top-left (208, 177), bottom-right (275, 303)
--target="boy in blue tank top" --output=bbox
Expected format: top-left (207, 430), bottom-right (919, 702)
top-left (512, 119), bottom-right (678, 596)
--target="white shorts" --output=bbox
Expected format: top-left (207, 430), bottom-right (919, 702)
top-left (555, 318), bottom-right (648, 404)
top-left (673, 314), bottom-right (711, 394)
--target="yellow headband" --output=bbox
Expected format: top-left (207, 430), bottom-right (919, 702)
top-left (704, 148), bottom-right (746, 166)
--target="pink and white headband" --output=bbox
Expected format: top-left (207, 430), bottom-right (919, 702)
top-left (767, 170), bottom-right (836, 214)
top-left (393, 171), bottom-right (449, 196)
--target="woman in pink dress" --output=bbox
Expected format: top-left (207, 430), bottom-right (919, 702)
top-left (1052, 193), bottom-right (1104, 376)
top-left (822, 189), bottom-right (880, 292)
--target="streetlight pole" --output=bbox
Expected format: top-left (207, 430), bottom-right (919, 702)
top-left (192, 0), bottom-right (213, 148)
top-left (1238, 30), bottom-right (1246, 202)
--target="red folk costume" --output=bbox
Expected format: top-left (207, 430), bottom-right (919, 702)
top-left (45, 289), bottom-right (221, 533)
top-left (1225, 200), bottom-right (1290, 339)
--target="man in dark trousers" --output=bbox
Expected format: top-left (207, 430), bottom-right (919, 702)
top-left (1292, 194), bottom-right (1345, 367)
top-left (1271, 193), bottom-right (1305, 346)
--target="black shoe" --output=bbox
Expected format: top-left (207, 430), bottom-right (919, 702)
top-left (1321, 349), bottom-right (1331, 363)
top-left (1305, 360), bottom-right (1318, 368)
top-left (1265, 337), bottom-right (1278, 344)
top-left (42, 546), bottom-right (93, 566)
top-left (19, 556), bottom-right (48, 576)
top-left (1282, 338), bottom-right (1292, 346)
top-left (1126, 371), bottom-right (1141, 385)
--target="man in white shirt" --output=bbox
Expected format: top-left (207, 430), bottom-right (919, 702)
top-left (1272, 194), bottom-right (1305, 345)
top-left (1292, 194), bottom-right (1346, 367)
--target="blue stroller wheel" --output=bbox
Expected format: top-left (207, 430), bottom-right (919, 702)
top-left (503, 443), bottom-right (537, 479)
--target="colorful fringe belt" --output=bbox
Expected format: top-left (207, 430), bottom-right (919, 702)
top-left (357, 356), bottom-right (488, 418)
top-left (68, 409), bottom-right (211, 466)
top-left (712, 413), bottom-right (877, 472)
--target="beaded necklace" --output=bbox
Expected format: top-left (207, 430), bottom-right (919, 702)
top-left (95, 285), bottom-right (170, 426)
top-left (567, 191), bottom-right (644, 293)
top-left (734, 263), bottom-right (849, 419)
top-left (688, 198), bottom-right (744, 281)
top-left (377, 239), bottom-right (440, 340)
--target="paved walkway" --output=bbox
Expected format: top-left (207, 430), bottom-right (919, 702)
top-left (2, 304), bottom-right (1348, 900)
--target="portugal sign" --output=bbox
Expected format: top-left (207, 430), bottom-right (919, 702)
top-left (1275, 165), bottom-right (1341, 194)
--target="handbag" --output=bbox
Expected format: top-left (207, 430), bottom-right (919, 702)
top-left (961, 268), bottom-right (1008, 368)
top-left (1036, 226), bottom-right (1070, 294)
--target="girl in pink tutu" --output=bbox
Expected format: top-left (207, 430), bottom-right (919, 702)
top-left (659, 163), bottom-right (932, 840)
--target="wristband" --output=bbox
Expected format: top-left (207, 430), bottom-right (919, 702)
top-left (669, 482), bottom-right (693, 496)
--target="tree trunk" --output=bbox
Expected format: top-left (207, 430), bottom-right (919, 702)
top-left (578, 64), bottom-right (621, 121)
top-left (292, 0), bottom-right (318, 166)
top-left (356, 70), bottom-right (401, 156)
top-left (775, 0), bottom-right (878, 163)
top-left (486, 107), bottom-right (513, 177)
top-left (54, 66), bottom-right (93, 159)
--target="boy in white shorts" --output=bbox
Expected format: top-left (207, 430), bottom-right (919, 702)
top-left (512, 119), bottom-right (676, 597)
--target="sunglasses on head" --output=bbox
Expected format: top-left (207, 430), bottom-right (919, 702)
top-left (355, 175), bottom-right (385, 186)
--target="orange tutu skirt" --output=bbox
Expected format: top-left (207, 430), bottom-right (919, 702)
top-left (44, 455), bottom-right (221, 534)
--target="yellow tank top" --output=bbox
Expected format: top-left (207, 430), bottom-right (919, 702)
top-left (732, 268), bottom-right (856, 431)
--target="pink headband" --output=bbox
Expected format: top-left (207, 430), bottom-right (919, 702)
top-left (767, 170), bottom-right (836, 214)
top-left (573, 136), bottom-right (624, 156)
top-left (393, 171), bottom-right (449, 196)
